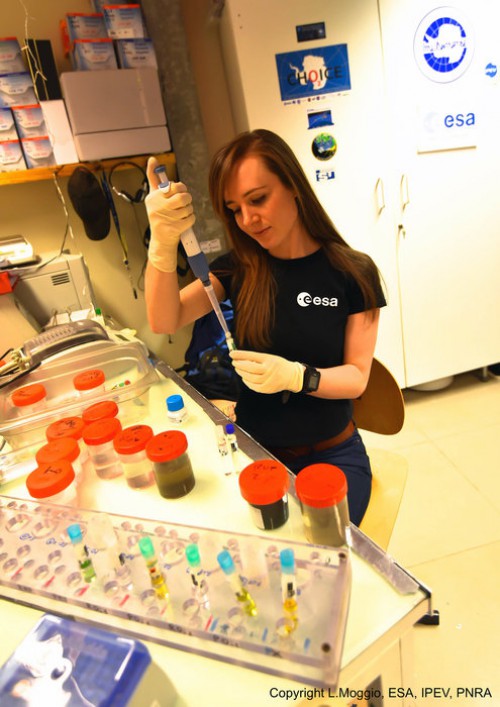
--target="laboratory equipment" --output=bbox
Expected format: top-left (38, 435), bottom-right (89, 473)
top-left (113, 424), bottom-right (155, 488)
top-left (26, 459), bottom-right (77, 506)
top-left (238, 459), bottom-right (290, 530)
top-left (139, 535), bottom-right (169, 599)
top-left (217, 549), bottom-right (258, 617)
top-left (166, 393), bottom-right (188, 423)
top-left (280, 548), bottom-right (298, 631)
top-left (295, 464), bottom-right (350, 547)
top-left (83, 417), bottom-right (124, 479)
top-left (146, 430), bottom-right (196, 498)
top-left (0, 495), bottom-right (353, 688)
top-left (153, 164), bottom-right (236, 352)
top-left (185, 543), bottom-right (210, 609)
top-left (67, 523), bottom-right (96, 583)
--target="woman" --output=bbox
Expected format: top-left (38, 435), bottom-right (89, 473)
top-left (145, 129), bottom-right (386, 524)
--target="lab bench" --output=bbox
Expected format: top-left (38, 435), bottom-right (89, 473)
top-left (0, 350), bottom-right (431, 706)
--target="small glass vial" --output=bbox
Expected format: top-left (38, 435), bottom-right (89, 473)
top-left (238, 459), bottom-right (290, 530)
top-left (146, 430), bottom-right (195, 499)
top-left (113, 424), bottom-right (155, 489)
top-left (11, 383), bottom-right (47, 416)
top-left (35, 437), bottom-right (83, 481)
top-left (73, 368), bottom-right (105, 397)
top-left (26, 459), bottom-right (76, 506)
top-left (295, 463), bottom-right (350, 547)
top-left (46, 416), bottom-right (88, 467)
top-left (82, 400), bottom-right (119, 425)
top-left (66, 523), bottom-right (96, 583)
top-left (82, 417), bottom-right (124, 479)
top-left (225, 423), bottom-right (238, 453)
top-left (166, 394), bottom-right (188, 423)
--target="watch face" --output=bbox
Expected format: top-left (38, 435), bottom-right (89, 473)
top-left (304, 366), bottom-right (320, 392)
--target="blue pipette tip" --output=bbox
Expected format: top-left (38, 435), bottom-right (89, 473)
top-left (280, 548), bottom-right (295, 573)
top-left (217, 549), bottom-right (235, 575)
top-left (67, 523), bottom-right (83, 543)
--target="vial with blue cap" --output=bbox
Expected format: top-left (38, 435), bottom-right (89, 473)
top-left (280, 548), bottom-right (298, 631)
top-left (166, 393), bottom-right (188, 423)
top-left (67, 523), bottom-right (96, 583)
top-left (217, 549), bottom-right (257, 617)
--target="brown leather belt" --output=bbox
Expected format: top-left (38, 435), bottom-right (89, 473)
top-left (268, 419), bottom-right (356, 463)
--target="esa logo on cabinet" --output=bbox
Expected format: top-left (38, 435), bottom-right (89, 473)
top-left (414, 7), bottom-right (474, 82)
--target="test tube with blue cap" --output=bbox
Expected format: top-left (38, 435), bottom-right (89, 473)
top-left (280, 548), bottom-right (298, 631)
top-left (153, 164), bottom-right (236, 352)
top-left (67, 523), bottom-right (96, 583)
top-left (185, 543), bottom-right (210, 609)
top-left (139, 535), bottom-right (169, 599)
top-left (217, 549), bottom-right (257, 617)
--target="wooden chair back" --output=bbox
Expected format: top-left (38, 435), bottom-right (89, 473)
top-left (353, 358), bottom-right (405, 435)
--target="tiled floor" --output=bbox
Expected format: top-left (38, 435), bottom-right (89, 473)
top-left (361, 369), bottom-right (500, 705)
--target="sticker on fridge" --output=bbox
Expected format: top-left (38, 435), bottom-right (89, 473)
top-left (275, 44), bottom-right (351, 102)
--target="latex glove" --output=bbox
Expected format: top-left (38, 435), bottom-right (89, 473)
top-left (145, 156), bottom-right (196, 273)
top-left (230, 350), bottom-right (304, 394)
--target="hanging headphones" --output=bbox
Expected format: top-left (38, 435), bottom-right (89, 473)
top-left (108, 161), bottom-right (149, 204)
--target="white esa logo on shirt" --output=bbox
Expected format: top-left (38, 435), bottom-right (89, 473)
top-left (297, 291), bottom-right (339, 307)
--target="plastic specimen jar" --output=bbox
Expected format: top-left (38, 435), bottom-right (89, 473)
top-left (238, 459), bottom-right (290, 530)
top-left (113, 424), bottom-right (155, 489)
top-left (146, 430), bottom-right (195, 498)
top-left (36, 437), bottom-right (82, 480)
top-left (295, 464), bottom-right (350, 547)
top-left (82, 417), bottom-right (124, 479)
top-left (166, 394), bottom-right (188, 423)
top-left (46, 415), bottom-right (88, 468)
top-left (26, 459), bottom-right (76, 506)
top-left (82, 400), bottom-right (119, 425)
top-left (11, 383), bottom-right (47, 415)
top-left (73, 368), bottom-right (105, 397)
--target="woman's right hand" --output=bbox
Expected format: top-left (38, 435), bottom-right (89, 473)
top-left (145, 156), bottom-right (196, 273)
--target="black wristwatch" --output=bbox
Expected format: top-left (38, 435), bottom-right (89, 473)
top-left (301, 365), bottom-right (321, 393)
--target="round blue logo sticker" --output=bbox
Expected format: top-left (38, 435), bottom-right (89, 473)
top-left (414, 8), bottom-right (474, 82)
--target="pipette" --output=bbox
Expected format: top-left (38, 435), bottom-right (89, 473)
top-left (153, 164), bottom-right (236, 352)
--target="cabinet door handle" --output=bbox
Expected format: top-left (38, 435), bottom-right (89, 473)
top-left (400, 174), bottom-right (410, 211)
top-left (375, 178), bottom-right (386, 214)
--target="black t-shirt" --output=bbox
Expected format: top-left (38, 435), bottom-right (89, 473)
top-left (210, 248), bottom-right (386, 447)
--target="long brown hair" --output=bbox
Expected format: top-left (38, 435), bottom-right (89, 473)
top-left (209, 129), bottom-right (382, 349)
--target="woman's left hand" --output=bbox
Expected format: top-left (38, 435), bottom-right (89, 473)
top-left (230, 350), bottom-right (304, 394)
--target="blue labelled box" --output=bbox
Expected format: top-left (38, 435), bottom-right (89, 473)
top-left (73, 38), bottom-right (118, 70)
top-left (103, 4), bottom-right (148, 39)
top-left (0, 72), bottom-right (37, 108)
top-left (12, 104), bottom-right (47, 138)
top-left (0, 139), bottom-right (27, 171)
top-left (0, 38), bottom-right (26, 73)
top-left (116, 38), bottom-right (157, 68)
top-left (0, 614), bottom-right (175, 705)
top-left (66, 13), bottom-right (108, 44)
top-left (21, 135), bottom-right (56, 168)
top-left (275, 44), bottom-right (351, 102)
top-left (0, 107), bottom-right (18, 141)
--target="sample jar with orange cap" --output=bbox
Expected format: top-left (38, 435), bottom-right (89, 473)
top-left (82, 417), bottom-right (123, 479)
top-left (82, 400), bottom-right (119, 425)
top-left (26, 459), bottom-right (76, 506)
top-left (238, 459), bottom-right (290, 530)
top-left (295, 464), bottom-right (350, 547)
top-left (113, 424), bottom-right (154, 489)
top-left (73, 368), bottom-right (105, 397)
top-left (11, 383), bottom-right (47, 415)
top-left (36, 437), bottom-right (82, 481)
top-left (46, 416), bottom-right (88, 467)
top-left (146, 430), bottom-right (195, 499)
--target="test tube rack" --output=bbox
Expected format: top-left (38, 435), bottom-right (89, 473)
top-left (0, 495), bottom-right (351, 688)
